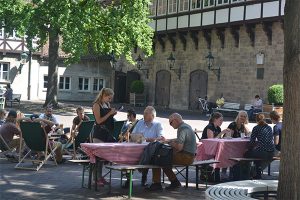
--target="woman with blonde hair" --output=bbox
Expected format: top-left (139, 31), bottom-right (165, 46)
top-left (227, 111), bottom-right (250, 138)
top-left (92, 88), bottom-right (117, 143)
top-left (92, 88), bottom-right (117, 186)
top-left (244, 114), bottom-right (275, 179)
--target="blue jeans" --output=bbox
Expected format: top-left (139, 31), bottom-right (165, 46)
top-left (247, 109), bottom-right (262, 120)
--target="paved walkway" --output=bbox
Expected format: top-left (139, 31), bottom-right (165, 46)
top-left (0, 101), bottom-right (279, 199)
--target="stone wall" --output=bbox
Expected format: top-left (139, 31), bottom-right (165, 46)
top-left (123, 21), bottom-right (284, 110)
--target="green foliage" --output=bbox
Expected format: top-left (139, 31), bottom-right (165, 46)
top-left (130, 80), bottom-right (144, 94)
top-left (268, 84), bottom-right (284, 105)
top-left (0, 0), bottom-right (154, 64)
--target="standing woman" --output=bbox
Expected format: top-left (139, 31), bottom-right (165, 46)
top-left (244, 114), bottom-right (275, 179)
top-left (227, 111), bottom-right (250, 138)
top-left (92, 88), bottom-right (117, 186)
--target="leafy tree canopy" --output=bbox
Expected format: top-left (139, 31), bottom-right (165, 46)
top-left (0, 0), bottom-right (154, 63)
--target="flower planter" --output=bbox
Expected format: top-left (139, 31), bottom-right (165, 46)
top-left (129, 93), bottom-right (145, 107)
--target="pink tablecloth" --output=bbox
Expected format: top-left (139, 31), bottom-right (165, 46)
top-left (195, 138), bottom-right (250, 168)
top-left (81, 143), bottom-right (148, 164)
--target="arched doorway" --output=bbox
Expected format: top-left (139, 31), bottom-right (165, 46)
top-left (155, 70), bottom-right (171, 107)
top-left (189, 70), bottom-right (208, 109)
top-left (126, 70), bottom-right (140, 102)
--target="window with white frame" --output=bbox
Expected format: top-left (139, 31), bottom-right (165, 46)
top-left (157, 0), bottom-right (167, 15)
top-left (0, 63), bottom-right (9, 80)
top-left (179, 0), bottom-right (189, 12)
top-left (59, 76), bottom-right (71, 90)
top-left (43, 75), bottom-right (48, 89)
top-left (93, 78), bottom-right (104, 91)
top-left (149, 0), bottom-right (157, 16)
top-left (217, 0), bottom-right (229, 5)
top-left (78, 77), bottom-right (89, 91)
top-left (203, 0), bottom-right (215, 7)
top-left (191, 0), bottom-right (202, 10)
top-left (168, 0), bottom-right (177, 14)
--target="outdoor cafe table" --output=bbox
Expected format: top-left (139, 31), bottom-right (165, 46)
top-left (195, 138), bottom-right (250, 168)
top-left (81, 143), bottom-right (148, 164)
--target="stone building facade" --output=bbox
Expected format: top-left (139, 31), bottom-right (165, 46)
top-left (117, 0), bottom-right (285, 110)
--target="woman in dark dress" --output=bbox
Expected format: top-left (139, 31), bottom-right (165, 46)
top-left (92, 88), bottom-right (117, 186)
top-left (201, 112), bottom-right (230, 139)
top-left (227, 111), bottom-right (250, 138)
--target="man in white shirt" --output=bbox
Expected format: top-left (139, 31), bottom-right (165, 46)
top-left (248, 95), bottom-right (263, 120)
top-left (131, 106), bottom-right (164, 186)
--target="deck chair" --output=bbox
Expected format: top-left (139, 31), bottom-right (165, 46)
top-left (15, 122), bottom-right (58, 171)
top-left (84, 113), bottom-right (95, 121)
top-left (112, 120), bottom-right (127, 140)
top-left (65, 120), bottom-right (94, 159)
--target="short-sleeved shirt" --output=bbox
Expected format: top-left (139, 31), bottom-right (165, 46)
top-left (132, 119), bottom-right (163, 139)
top-left (250, 124), bottom-right (274, 152)
top-left (273, 122), bottom-right (282, 151)
top-left (39, 113), bottom-right (59, 124)
top-left (73, 115), bottom-right (90, 125)
top-left (176, 123), bottom-right (196, 154)
top-left (228, 122), bottom-right (247, 138)
top-left (0, 122), bottom-right (21, 144)
top-left (201, 123), bottom-right (221, 139)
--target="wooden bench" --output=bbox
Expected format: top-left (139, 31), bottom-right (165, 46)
top-left (106, 160), bottom-right (219, 198)
top-left (106, 164), bottom-right (161, 199)
top-left (6, 94), bottom-right (21, 107)
top-left (213, 102), bottom-right (240, 116)
top-left (205, 180), bottom-right (278, 200)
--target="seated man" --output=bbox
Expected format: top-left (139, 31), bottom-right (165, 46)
top-left (148, 113), bottom-right (196, 191)
top-left (0, 110), bottom-right (23, 157)
top-left (119, 109), bottom-right (138, 142)
top-left (248, 95), bottom-right (263, 121)
top-left (4, 84), bottom-right (13, 101)
top-left (131, 106), bottom-right (164, 186)
top-left (69, 106), bottom-right (90, 139)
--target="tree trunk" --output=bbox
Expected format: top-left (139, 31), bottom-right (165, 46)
top-left (43, 30), bottom-right (59, 108)
top-left (277, 0), bottom-right (300, 199)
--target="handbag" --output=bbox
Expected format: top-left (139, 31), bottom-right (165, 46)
top-left (93, 124), bottom-right (116, 143)
top-left (152, 143), bottom-right (173, 167)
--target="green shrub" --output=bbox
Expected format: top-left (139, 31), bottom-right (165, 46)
top-left (130, 80), bottom-right (144, 94)
top-left (267, 84), bottom-right (284, 105)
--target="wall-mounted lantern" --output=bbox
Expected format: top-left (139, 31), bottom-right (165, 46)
top-left (206, 51), bottom-right (220, 81)
top-left (109, 52), bottom-right (117, 70)
top-left (18, 51), bottom-right (29, 74)
top-left (135, 54), bottom-right (149, 78)
top-left (167, 52), bottom-right (181, 80)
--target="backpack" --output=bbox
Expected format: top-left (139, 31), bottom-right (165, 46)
top-left (152, 142), bottom-right (173, 167)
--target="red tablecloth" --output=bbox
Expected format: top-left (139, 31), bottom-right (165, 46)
top-left (195, 138), bottom-right (250, 168)
top-left (81, 143), bottom-right (148, 164)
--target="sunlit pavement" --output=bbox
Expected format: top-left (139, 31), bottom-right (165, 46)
top-left (0, 101), bottom-right (279, 199)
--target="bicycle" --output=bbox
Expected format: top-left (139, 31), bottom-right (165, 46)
top-left (198, 96), bottom-right (210, 114)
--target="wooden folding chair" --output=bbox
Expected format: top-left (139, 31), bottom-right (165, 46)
top-left (64, 121), bottom-right (94, 159)
top-left (15, 122), bottom-right (58, 171)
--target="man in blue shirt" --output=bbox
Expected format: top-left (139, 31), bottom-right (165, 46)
top-left (131, 106), bottom-right (164, 186)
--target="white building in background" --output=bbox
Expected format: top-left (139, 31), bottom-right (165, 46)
top-left (0, 28), bottom-right (114, 102)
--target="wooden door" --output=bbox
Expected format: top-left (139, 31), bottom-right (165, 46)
top-left (155, 70), bottom-right (171, 107)
top-left (189, 70), bottom-right (208, 109)
top-left (114, 71), bottom-right (127, 103)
